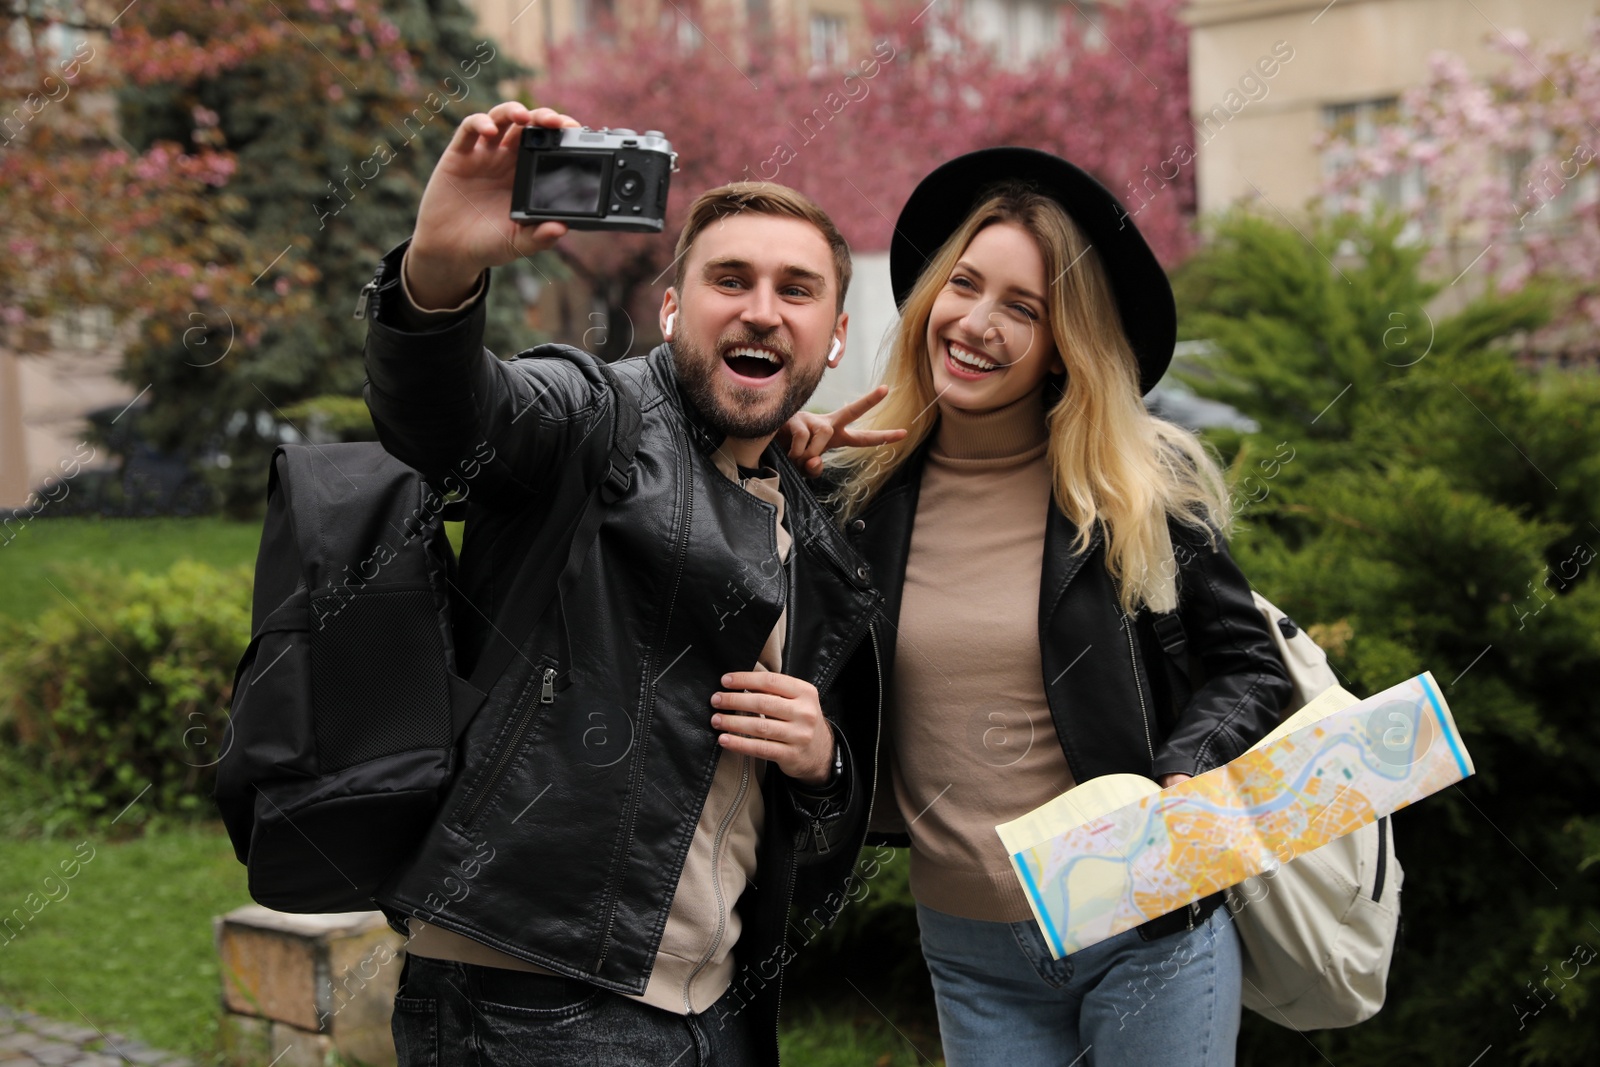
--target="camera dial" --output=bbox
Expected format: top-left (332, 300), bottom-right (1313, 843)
top-left (615, 172), bottom-right (644, 201)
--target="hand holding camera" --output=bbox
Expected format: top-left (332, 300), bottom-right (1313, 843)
top-left (407, 102), bottom-right (581, 310)
top-left (407, 101), bottom-right (676, 311)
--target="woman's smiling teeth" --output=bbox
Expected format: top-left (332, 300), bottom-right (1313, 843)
top-left (947, 340), bottom-right (999, 373)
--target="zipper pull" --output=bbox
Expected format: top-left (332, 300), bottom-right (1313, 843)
top-left (353, 278), bottom-right (378, 319)
top-left (810, 816), bottom-right (830, 855)
top-left (540, 667), bottom-right (556, 704)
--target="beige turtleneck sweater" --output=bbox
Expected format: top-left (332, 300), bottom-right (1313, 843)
top-left (393, 247), bottom-right (789, 1015)
top-left (888, 386), bottom-right (1077, 922)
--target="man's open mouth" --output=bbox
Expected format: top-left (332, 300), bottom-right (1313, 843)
top-left (723, 345), bottom-right (785, 380)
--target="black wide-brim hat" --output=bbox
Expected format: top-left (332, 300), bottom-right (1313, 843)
top-left (889, 147), bottom-right (1176, 395)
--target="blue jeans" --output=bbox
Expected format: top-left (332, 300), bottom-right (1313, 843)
top-left (391, 953), bottom-right (763, 1066)
top-left (915, 902), bottom-right (1242, 1067)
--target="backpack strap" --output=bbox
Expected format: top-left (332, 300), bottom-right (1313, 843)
top-left (460, 356), bottom-right (642, 715)
top-left (594, 358), bottom-right (640, 503)
top-left (1150, 612), bottom-right (1189, 671)
top-left (1142, 609), bottom-right (1194, 728)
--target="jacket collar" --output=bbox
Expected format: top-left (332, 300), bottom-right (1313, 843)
top-left (643, 344), bottom-right (874, 594)
top-left (1040, 505), bottom-right (1105, 629)
top-left (867, 433), bottom-right (1104, 623)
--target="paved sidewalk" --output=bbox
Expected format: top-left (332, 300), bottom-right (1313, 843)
top-left (0, 1007), bottom-right (193, 1067)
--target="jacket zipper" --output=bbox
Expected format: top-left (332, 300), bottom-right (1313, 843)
top-left (459, 666), bottom-right (554, 829)
top-left (808, 599), bottom-right (880, 702)
top-left (774, 624), bottom-right (883, 1062)
top-left (1122, 615), bottom-right (1157, 771)
top-left (771, 843), bottom-right (798, 1066)
top-left (1126, 614), bottom-right (1196, 931)
top-left (681, 753), bottom-right (751, 1011)
top-left (868, 624), bottom-right (884, 806)
top-left (594, 416), bottom-right (694, 969)
top-left (354, 277), bottom-right (378, 319)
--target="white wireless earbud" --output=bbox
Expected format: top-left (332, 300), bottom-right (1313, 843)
top-left (827, 338), bottom-right (843, 365)
top-left (664, 312), bottom-right (676, 338)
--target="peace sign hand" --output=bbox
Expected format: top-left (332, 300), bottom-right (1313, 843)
top-left (784, 385), bottom-right (909, 478)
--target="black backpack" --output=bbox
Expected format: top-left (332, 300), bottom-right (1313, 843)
top-left (214, 348), bottom-right (641, 913)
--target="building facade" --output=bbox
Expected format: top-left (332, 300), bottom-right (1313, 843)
top-left (1184, 0), bottom-right (1595, 218)
top-left (7, 0), bottom-right (1592, 507)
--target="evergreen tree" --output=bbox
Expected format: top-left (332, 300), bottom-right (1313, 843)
top-left (1175, 214), bottom-right (1600, 1065)
top-left (112, 0), bottom-right (547, 515)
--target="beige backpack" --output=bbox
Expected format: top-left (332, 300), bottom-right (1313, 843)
top-left (1223, 592), bottom-right (1403, 1030)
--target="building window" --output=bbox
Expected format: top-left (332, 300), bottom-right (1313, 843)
top-left (48, 306), bottom-right (116, 351)
top-left (1322, 97), bottom-right (1419, 211)
top-left (1505, 139), bottom-right (1596, 230)
top-left (1065, 0), bottom-right (1103, 52)
top-left (966, 0), bottom-right (1065, 65)
top-left (579, 0), bottom-right (617, 37)
top-left (657, 8), bottom-right (703, 54)
top-left (747, 0), bottom-right (771, 36)
top-left (810, 14), bottom-right (848, 69)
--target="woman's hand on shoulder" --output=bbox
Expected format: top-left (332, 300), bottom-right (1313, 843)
top-left (782, 385), bottom-right (908, 478)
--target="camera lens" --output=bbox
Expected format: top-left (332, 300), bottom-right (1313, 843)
top-left (615, 171), bottom-right (643, 201)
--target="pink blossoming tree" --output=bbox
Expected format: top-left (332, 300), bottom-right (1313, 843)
top-left (1319, 19), bottom-right (1600, 344)
top-left (544, 0), bottom-right (1197, 358)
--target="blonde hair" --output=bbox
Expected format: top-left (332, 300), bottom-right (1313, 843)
top-left (825, 185), bottom-right (1229, 615)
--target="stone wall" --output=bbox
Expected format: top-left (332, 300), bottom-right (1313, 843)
top-left (215, 907), bottom-right (404, 1067)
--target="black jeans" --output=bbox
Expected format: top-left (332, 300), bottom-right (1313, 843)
top-left (392, 953), bottom-right (765, 1066)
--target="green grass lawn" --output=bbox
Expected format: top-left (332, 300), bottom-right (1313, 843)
top-left (0, 516), bottom-right (935, 1064)
top-left (0, 516), bottom-right (264, 622)
top-left (0, 821), bottom-right (934, 1066)
top-left (0, 515), bottom-right (468, 623)
top-left (0, 822), bottom-right (253, 1063)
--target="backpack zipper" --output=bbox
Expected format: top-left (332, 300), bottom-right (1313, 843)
top-left (1372, 817), bottom-right (1388, 901)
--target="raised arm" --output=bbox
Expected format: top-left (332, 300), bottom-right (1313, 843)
top-left (360, 104), bottom-right (606, 512)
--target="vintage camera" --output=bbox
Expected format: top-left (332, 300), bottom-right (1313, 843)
top-left (510, 126), bottom-right (677, 233)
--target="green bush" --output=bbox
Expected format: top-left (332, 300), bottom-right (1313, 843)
top-left (1175, 212), bottom-right (1600, 1065)
top-left (279, 393), bottom-right (379, 443)
top-left (0, 560), bottom-right (252, 832)
top-left (789, 845), bottom-right (929, 996)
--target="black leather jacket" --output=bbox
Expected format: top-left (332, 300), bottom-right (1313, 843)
top-left (845, 435), bottom-right (1293, 843)
top-left (359, 239), bottom-right (884, 1060)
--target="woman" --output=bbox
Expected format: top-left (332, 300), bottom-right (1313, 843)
top-left (787, 148), bottom-right (1293, 1065)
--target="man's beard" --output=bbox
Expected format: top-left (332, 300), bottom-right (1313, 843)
top-left (672, 330), bottom-right (827, 441)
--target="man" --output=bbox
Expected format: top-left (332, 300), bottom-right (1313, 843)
top-left (359, 101), bottom-right (894, 1065)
